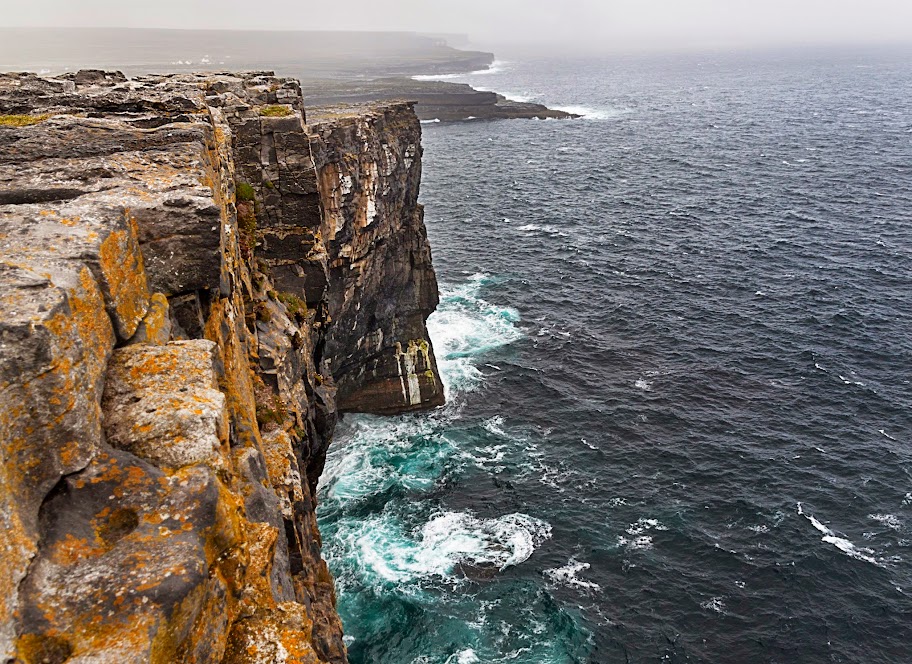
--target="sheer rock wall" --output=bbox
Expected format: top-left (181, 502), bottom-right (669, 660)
top-left (0, 70), bottom-right (444, 664)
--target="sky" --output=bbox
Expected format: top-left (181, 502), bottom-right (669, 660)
top-left (4, 0), bottom-right (912, 52)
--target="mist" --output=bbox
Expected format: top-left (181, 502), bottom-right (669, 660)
top-left (3, 0), bottom-right (912, 54)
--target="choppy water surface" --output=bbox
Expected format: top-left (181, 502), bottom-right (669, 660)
top-left (317, 48), bottom-right (912, 663)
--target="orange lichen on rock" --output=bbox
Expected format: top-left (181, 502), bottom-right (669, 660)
top-left (97, 216), bottom-right (151, 339)
top-left (0, 71), bottom-right (439, 664)
top-left (222, 603), bottom-right (322, 664)
top-left (102, 341), bottom-right (229, 470)
top-left (128, 292), bottom-right (173, 345)
top-left (0, 261), bottom-right (115, 658)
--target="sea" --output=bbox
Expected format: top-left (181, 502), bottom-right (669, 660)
top-left (315, 47), bottom-right (912, 663)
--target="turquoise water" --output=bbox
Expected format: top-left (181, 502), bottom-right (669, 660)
top-left (318, 275), bottom-right (592, 663)
top-left (319, 49), bottom-right (912, 663)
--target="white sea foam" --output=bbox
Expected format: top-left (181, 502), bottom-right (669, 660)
top-left (340, 510), bottom-right (552, 584)
top-left (868, 514), bottom-right (902, 530)
top-left (412, 60), bottom-right (509, 81)
top-left (627, 518), bottom-right (668, 535)
top-left (483, 415), bottom-right (508, 437)
top-left (617, 518), bottom-right (667, 551)
top-left (635, 378), bottom-right (652, 391)
top-left (420, 118), bottom-right (441, 124)
top-left (544, 557), bottom-right (601, 592)
top-left (517, 223), bottom-right (568, 237)
top-left (427, 273), bottom-right (523, 398)
top-left (552, 105), bottom-right (630, 120)
top-left (444, 650), bottom-right (481, 664)
top-left (797, 503), bottom-right (880, 565)
top-left (322, 415), bottom-right (449, 502)
top-left (484, 88), bottom-right (534, 103)
top-left (701, 597), bottom-right (726, 613)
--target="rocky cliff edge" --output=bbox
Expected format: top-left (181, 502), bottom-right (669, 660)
top-left (0, 69), bottom-right (445, 664)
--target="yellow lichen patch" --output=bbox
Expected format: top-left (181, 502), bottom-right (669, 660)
top-left (258, 105), bottom-right (293, 118)
top-left (125, 350), bottom-right (180, 383)
top-left (240, 522), bottom-right (280, 609)
top-left (203, 298), bottom-right (262, 453)
top-left (15, 632), bottom-right (72, 664)
top-left (221, 603), bottom-right (322, 664)
top-left (201, 476), bottom-right (246, 567)
top-left (98, 216), bottom-right (150, 340)
top-left (67, 609), bottom-right (157, 662)
top-left (148, 581), bottom-right (213, 664)
top-left (0, 114), bottom-right (50, 127)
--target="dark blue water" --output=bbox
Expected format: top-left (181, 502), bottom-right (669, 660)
top-left (317, 47), bottom-right (912, 663)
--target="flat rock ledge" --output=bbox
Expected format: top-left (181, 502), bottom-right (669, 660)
top-left (0, 69), bottom-right (446, 664)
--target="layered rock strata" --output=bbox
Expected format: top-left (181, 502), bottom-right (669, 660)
top-left (0, 70), bottom-right (444, 664)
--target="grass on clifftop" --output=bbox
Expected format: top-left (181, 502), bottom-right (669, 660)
top-left (259, 105), bottom-right (293, 117)
top-left (0, 114), bottom-right (50, 127)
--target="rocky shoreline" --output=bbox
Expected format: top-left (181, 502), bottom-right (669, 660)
top-left (0, 28), bottom-right (578, 124)
top-left (299, 78), bottom-right (579, 122)
top-left (0, 69), bottom-right (444, 663)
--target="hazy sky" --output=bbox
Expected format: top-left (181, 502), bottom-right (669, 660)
top-left (4, 0), bottom-right (912, 52)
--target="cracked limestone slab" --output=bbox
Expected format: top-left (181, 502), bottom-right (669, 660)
top-left (102, 340), bottom-right (229, 470)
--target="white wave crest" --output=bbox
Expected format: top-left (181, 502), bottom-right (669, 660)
top-left (412, 60), bottom-right (510, 82)
top-left (797, 503), bottom-right (881, 566)
top-left (868, 513), bottom-right (902, 530)
top-left (700, 597), bottom-right (726, 613)
top-left (552, 105), bottom-right (631, 120)
top-left (444, 650), bottom-right (481, 664)
top-left (544, 557), bottom-right (601, 592)
top-left (517, 223), bottom-right (568, 237)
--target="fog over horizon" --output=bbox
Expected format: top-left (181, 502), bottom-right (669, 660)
top-left (3, 0), bottom-right (912, 54)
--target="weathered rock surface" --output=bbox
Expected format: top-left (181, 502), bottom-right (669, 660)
top-left (229, 94), bottom-right (445, 413)
top-left (0, 69), bottom-right (445, 663)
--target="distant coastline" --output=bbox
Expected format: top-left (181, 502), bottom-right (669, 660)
top-left (300, 76), bottom-right (579, 122)
top-left (0, 27), bottom-right (577, 122)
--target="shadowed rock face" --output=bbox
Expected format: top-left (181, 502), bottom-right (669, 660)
top-left (228, 97), bottom-right (445, 414)
top-left (0, 70), bottom-right (444, 664)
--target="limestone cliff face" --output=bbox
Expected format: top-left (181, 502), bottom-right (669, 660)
top-left (228, 96), bottom-right (444, 415)
top-left (0, 70), bottom-right (444, 664)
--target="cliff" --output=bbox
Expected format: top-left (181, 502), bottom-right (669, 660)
top-left (0, 70), bottom-right (444, 663)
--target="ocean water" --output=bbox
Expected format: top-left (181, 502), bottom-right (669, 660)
top-left (317, 47), bottom-right (912, 663)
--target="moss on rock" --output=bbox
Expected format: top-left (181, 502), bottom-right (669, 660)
top-left (258, 105), bottom-right (293, 118)
top-left (0, 114), bottom-right (49, 127)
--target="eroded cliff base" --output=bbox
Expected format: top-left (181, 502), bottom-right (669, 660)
top-left (0, 70), bottom-right (444, 664)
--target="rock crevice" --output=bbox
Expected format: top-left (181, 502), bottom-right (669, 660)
top-left (0, 70), bottom-right (444, 664)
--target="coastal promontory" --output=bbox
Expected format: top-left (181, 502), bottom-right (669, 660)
top-left (0, 69), bottom-right (444, 663)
